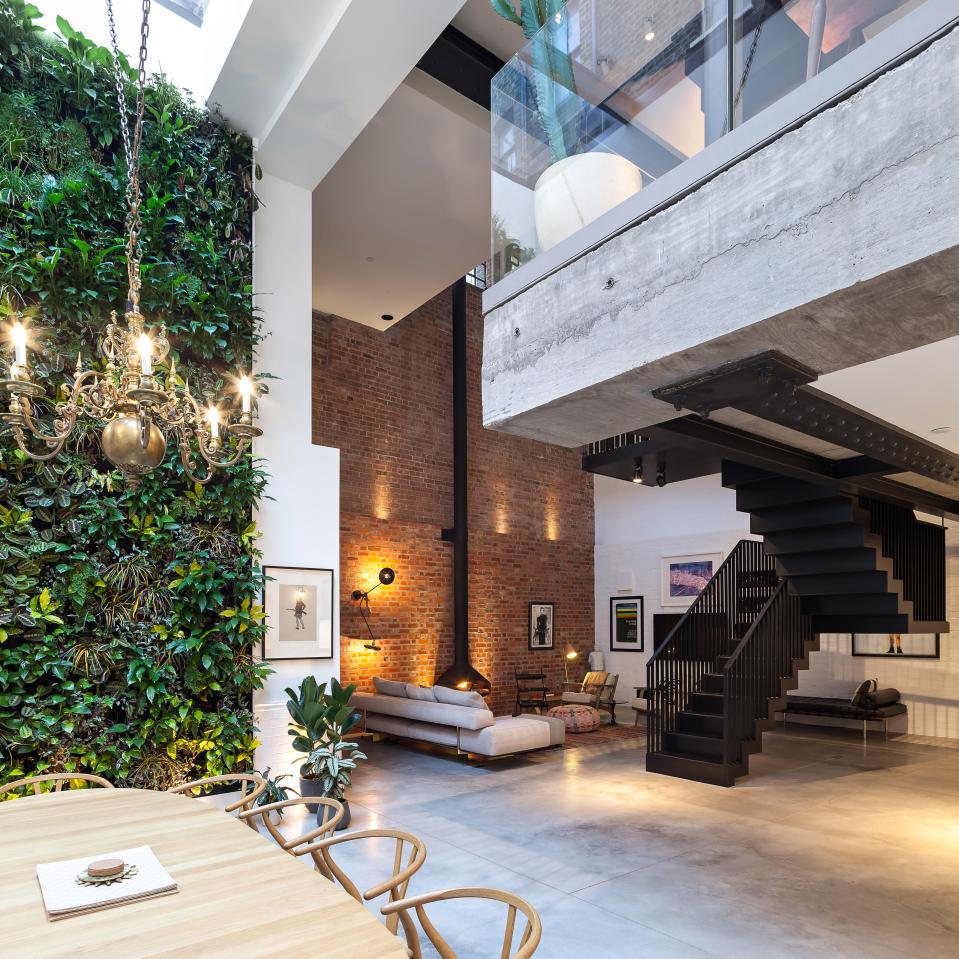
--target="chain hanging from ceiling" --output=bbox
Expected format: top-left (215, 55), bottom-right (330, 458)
top-left (0, 0), bottom-right (261, 487)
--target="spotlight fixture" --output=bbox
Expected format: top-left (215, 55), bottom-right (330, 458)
top-left (644, 17), bottom-right (655, 41)
top-left (631, 460), bottom-right (644, 484)
top-left (351, 566), bottom-right (396, 651)
top-left (656, 464), bottom-right (667, 487)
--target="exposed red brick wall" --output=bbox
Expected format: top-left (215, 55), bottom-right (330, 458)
top-left (313, 285), bottom-right (594, 715)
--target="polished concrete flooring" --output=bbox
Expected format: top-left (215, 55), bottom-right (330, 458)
top-left (251, 727), bottom-right (959, 958)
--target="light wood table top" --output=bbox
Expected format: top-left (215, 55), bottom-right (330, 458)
top-left (0, 787), bottom-right (409, 959)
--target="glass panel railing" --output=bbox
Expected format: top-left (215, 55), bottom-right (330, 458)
top-left (491, 0), bottom-right (931, 287)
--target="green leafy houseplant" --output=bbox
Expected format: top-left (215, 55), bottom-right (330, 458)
top-left (491, 0), bottom-right (582, 163)
top-left (253, 766), bottom-right (297, 819)
top-left (0, 2), bottom-right (268, 795)
top-left (286, 677), bottom-right (367, 822)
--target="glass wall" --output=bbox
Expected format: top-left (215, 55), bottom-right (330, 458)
top-left (491, 0), bottom-right (932, 285)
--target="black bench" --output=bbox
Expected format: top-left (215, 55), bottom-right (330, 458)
top-left (780, 696), bottom-right (906, 742)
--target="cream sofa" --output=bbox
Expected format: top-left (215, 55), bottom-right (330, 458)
top-left (351, 680), bottom-right (565, 759)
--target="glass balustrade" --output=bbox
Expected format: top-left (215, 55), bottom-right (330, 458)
top-left (491, 0), bottom-right (933, 286)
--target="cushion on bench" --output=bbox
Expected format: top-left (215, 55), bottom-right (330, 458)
top-left (783, 696), bottom-right (906, 720)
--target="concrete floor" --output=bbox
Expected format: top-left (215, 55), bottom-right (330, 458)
top-left (252, 728), bottom-right (959, 959)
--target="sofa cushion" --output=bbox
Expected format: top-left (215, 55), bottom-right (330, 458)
top-left (373, 676), bottom-right (407, 698)
top-left (433, 685), bottom-right (487, 709)
top-left (405, 683), bottom-right (437, 702)
top-left (406, 720), bottom-right (458, 748)
top-left (460, 716), bottom-right (554, 756)
top-left (351, 691), bottom-right (495, 730)
top-left (851, 679), bottom-right (876, 707)
top-left (365, 714), bottom-right (412, 739)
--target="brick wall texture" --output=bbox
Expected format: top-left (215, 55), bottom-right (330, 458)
top-left (312, 285), bottom-right (595, 715)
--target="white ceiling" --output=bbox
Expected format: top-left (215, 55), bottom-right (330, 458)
top-left (311, 0), bottom-right (527, 328)
top-left (312, 69), bottom-right (490, 329)
top-left (817, 334), bottom-right (959, 456)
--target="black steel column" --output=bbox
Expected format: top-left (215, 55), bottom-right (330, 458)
top-left (436, 278), bottom-right (490, 694)
top-left (452, 276), bottom-right (469, 664)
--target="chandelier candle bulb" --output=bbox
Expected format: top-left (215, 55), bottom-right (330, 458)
top-left (11, 321), bottom-right (26, 367)
top-left (207, 406), bottom-right (220, 441)
top-left (136, 333), bottom-right (153, 377)
top-left (238, 375), bottom-right (252, 414)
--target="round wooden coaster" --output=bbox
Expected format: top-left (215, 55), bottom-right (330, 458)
top-left (87, 858), bottom-right (125, 878)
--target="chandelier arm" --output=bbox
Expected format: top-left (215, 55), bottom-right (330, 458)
top-left (197, 436), bottom-right (251, 471)
top-left (18, 397), bottom-right (80, 446)
top-left (9, 423), bottom-right (69, 462)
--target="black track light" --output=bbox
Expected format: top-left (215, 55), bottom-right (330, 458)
top-left (656, 465), bottom-right (667, 487)
top-left (632, 460), bottom-right (644, 484)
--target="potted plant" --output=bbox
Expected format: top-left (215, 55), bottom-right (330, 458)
top-left (285, 676), bottom-right (366, 829)
top-left (491, 0), bottom-right (642, 251)
top-left (252, 767), bottom-right (298, 825)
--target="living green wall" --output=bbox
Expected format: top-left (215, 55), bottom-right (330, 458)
top-left (0, 1), bottom-right (267, 791)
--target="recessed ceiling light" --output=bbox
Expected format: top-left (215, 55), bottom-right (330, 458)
top-left (930, 426), bottom-right (952, 434)
top-left (365, 256), bottom-right (375, 262)
top-left (381, 314), bottom-right (394, 322)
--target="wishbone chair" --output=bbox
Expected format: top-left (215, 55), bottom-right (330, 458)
top-left (0, 772), bottom-right (113, 798)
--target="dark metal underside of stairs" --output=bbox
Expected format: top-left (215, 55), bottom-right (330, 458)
top-left (645, 468), bottom-right (949, 787)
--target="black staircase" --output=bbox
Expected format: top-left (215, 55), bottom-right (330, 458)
top-left (647, 464), bottom-right (949, 786)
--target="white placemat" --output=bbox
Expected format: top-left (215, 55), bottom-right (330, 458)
top-left (36, 844), bottom-right (178, 920)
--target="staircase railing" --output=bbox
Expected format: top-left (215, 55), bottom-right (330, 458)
top-left (722, 582), bottom-right (814, 765)
top-left (859, 497), bottom-right (946, 623)
top-left (646, 539), bottom-right (773, 755)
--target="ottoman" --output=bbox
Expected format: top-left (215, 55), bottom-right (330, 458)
top-left (547, 703), bottom-right (601, 733)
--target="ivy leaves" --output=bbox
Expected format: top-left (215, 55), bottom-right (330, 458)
top-left (0, 4), bottom-right (265, 792)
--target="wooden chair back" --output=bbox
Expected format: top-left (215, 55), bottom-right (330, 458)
top-left (381, 886), bottom-right (542, 959)
top-left (299, 828), bottom-right (427, 940)
top-left (581, 670), bottom-right (608, 694)
top-left (0, 772), bottom-right (113, 798)
top-left (514, 669), bottom-right (549, 714)
top-left (167, 774), bottom-right (266, 827)
top-left (239, 795), bottom-right (344, 854)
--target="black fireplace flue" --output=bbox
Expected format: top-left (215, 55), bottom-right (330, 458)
top-left (435, 277), bottom-right (491, 696)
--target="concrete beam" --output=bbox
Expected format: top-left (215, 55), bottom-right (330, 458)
top-left (482, 27), bottom-right (959, 448)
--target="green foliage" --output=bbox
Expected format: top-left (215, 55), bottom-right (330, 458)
top-left (0, 3), bottom-right (267, 794)
top-left (304, 740), bottom-right (366, 802)
top-left (286, 676), bottom-right (362, 785)
top-left (490, 0), bottom-right (582, 163)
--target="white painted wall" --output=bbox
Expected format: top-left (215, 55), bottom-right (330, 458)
top-left (253, 172), bottom-right (340, 742)
top-left (593, 474), bottom-right (754, 720)
top-left (594, 472), bottom-right (959, 738)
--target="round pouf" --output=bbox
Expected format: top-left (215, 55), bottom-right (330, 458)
top-left (547, 704), bottom-right (601, 733)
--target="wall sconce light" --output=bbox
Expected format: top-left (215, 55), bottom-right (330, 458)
top-left (631, 460), bottom-right (644, 484)
top-left (351, 566), bottom-right (396, 651)
top-left (564, 649), bottom-right (578, 685)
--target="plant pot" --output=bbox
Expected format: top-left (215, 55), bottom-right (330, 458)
top-left (334, 798), bottom-right (351, 832)
top-left (533, 152), bottom-right (643, 252)
top-left (299, 775), bottom-right (325, 813)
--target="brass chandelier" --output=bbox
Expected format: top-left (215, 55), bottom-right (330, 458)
top-left (0, 0), bottom-right (261, 487)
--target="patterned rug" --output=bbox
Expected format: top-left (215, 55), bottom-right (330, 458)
top-left (562, 722), bottom-right (647, 750)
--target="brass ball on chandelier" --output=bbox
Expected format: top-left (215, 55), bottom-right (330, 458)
top-left (101, 415), bottom-right (166, 476)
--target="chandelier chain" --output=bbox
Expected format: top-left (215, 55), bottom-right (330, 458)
top-left (105, 0), bottom-right (151, 308)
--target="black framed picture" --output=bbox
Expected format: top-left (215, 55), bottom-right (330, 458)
top-left (528, 602), bottom-right (554, 650)
top-left (852, 633), bottom-right (940, 659)
top-left (610, 596), bottom-right (644, 652)
top-left (262, 566), bottom-right (335, 660)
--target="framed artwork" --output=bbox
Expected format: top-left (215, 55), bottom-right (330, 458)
top-left (661, 553), bottom-right (723, 607)
top-left (852, 633), bottom-right (940, 659)
top-left (529, 602), bottom-right (555, 650)
top-left (610, 596), bottom-right (644, 652)
top-left (262, 566), bottom-right (334, 660)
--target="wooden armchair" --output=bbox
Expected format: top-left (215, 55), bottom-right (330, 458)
top-left (0, 772), bottom-right (113, 798)
top-left (562, 671), bottom-right (619, 724)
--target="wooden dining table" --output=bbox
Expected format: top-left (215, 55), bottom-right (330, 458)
top-left (0, 787), bottom-right (410, 959)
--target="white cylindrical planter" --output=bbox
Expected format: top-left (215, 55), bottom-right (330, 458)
top-left (533, 152), bottom-right (643, 252)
